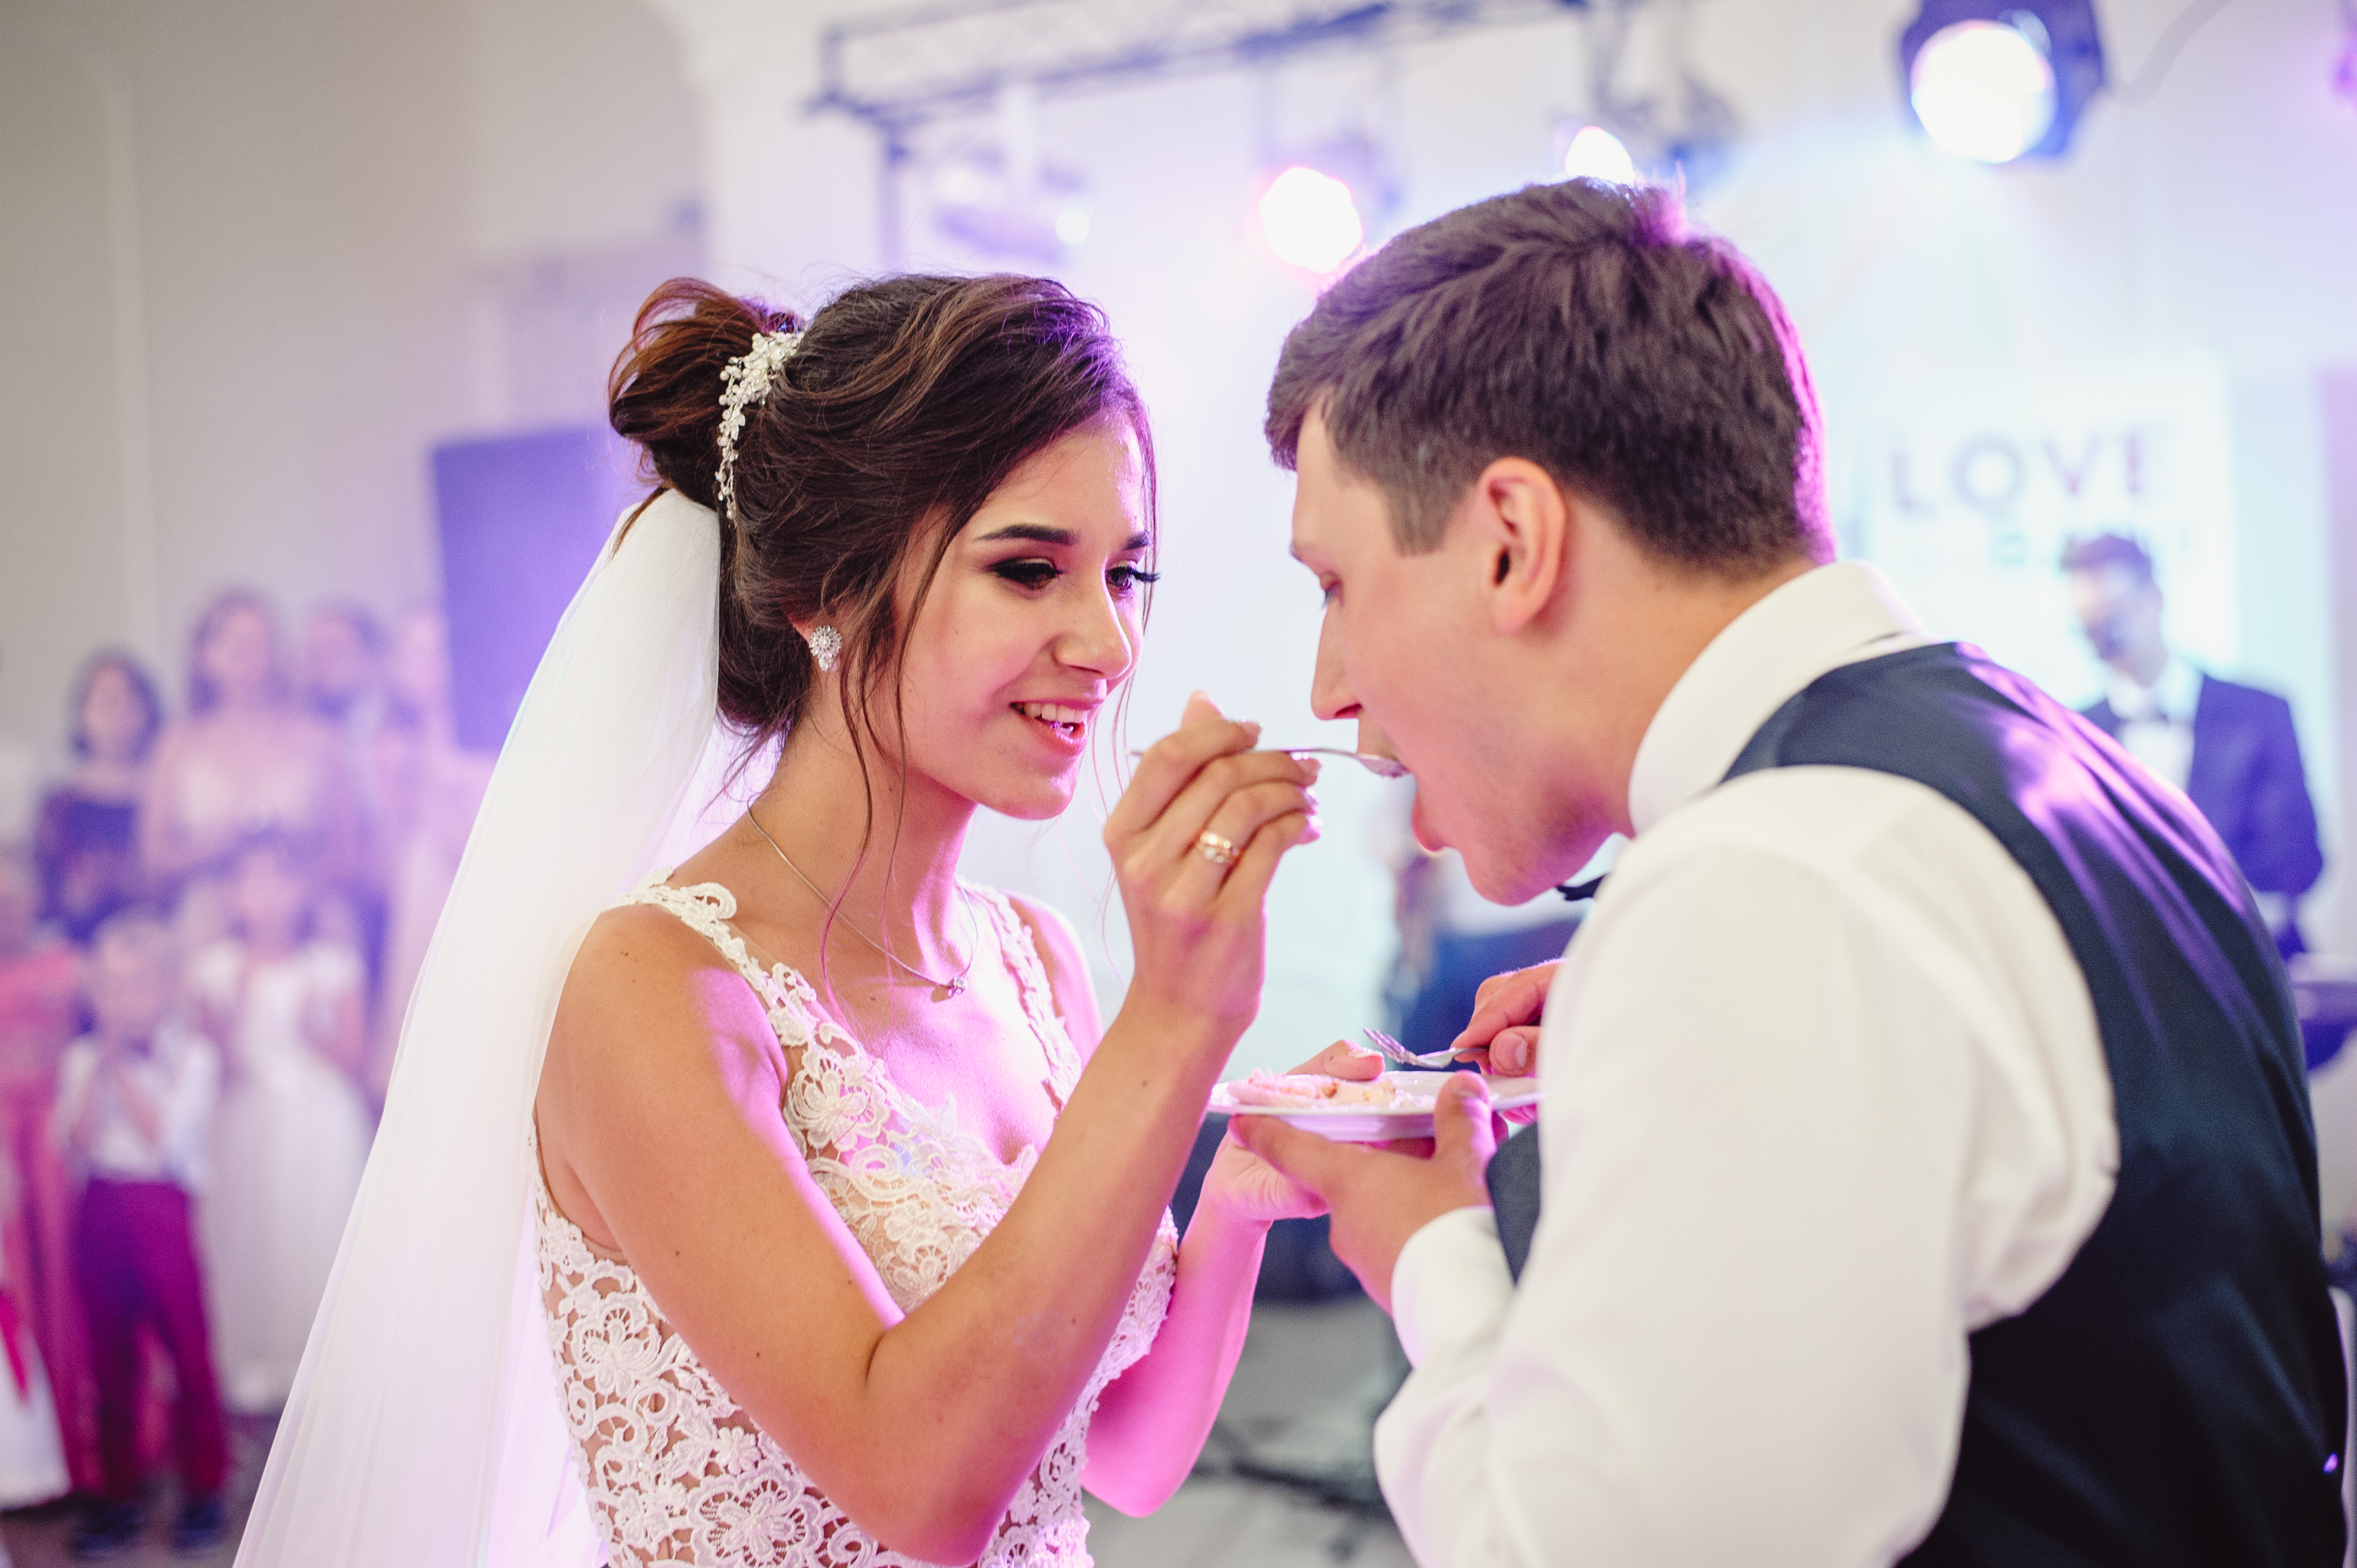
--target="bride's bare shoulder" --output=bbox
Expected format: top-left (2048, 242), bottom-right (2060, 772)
top-left (538, 899), bottom-right (800, 1256)
top-left (549, 901), bottom-right (783, 1078)
top-left (569, 899), bottom-right (713, 982)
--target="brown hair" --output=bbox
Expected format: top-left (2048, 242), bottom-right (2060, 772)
top-left (186, 589), bottom-right (288, 715)
top-left (68, 647), bottom-right (164, 762)
top-left (608, 271), bottom-right (1153, 794)
top-left (1265, 180), bottom-right (1830, 576)
top-left (2060, 532), bottom-right (2155, 584)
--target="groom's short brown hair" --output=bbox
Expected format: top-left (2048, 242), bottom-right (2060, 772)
top-left (1265, 180), bottom-right (1831, 576)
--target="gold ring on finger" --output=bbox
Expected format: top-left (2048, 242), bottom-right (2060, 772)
top-left (1195, 829), bottom-right (1240, 868)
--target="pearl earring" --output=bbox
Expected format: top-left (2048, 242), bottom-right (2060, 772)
top-left (806, 625), bottom-right (842, 674)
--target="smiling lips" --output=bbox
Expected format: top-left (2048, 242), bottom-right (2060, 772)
top-left (1012, 700), bottom-right (1092, 740)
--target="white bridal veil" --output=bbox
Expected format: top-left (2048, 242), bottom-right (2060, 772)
top-left (236, 490), bottom-right (741, 1566)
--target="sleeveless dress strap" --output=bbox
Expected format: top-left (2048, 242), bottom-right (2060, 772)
top-left (969, 890), bottom-right (1085, 1092)
top-left (622, 874), bottom-right (1077, 1086)
top-left (621, 873), bottom-right (845, 1054)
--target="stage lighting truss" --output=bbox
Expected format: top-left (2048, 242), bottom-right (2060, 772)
top-left (814, 1), bottom-right (1593, 139)
top-left (1898, 0), bottom-right (2106, 162)
top-left (815, 0), bottom-right (1591, 262)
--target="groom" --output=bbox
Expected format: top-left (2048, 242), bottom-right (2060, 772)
top-left (1232, 180), bottom-right (2346, 1566)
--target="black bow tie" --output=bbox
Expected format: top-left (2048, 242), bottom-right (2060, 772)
top-left (1555, 875), bottom-right (1607, 903)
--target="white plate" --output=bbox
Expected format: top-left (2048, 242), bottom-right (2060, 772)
top-left (1209, 1071), bottom-right (1542, 1143)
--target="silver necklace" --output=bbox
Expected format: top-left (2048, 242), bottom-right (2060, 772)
top-left (745, 809), bottom-right (975, 997)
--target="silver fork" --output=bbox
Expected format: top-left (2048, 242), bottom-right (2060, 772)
top-left (1361, 1026), bottom-right (1463, 1070)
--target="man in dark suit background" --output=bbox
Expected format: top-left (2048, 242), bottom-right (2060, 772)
top-left (2065, 533), bottom-right (2324, 964)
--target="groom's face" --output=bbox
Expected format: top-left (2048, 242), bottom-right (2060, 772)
top-left (1289, 410), bottom-right (1540, 899)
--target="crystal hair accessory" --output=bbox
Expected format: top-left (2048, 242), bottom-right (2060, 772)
top-left (806, 625), bottom-right (842, 673)
top-left (716, 328), bottom-right (804, 525)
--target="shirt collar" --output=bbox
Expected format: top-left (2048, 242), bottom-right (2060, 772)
top-left (2106, 656), bottom-right (2201, 724)
top-left (1626, 562), bottom-right (1927, 835)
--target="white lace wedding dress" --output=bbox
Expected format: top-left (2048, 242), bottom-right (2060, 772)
top-left (531, 875), bottom-right (1180, 1567)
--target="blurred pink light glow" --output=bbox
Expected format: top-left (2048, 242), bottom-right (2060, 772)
top-left (1910, 19), bottom-right (2057, 163)
top-left (1258, 166), bottom-right (1364, 274)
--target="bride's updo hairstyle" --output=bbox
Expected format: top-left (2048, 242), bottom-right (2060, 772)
top-left (608, 274), bottom-right (1154, 773)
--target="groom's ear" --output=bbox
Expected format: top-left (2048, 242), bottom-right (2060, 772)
top-left (1461, 458), bottom-right (1571, 638)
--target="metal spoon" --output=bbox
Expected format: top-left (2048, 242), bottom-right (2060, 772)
top-left (1126, 746), bottom-right (1408, 780)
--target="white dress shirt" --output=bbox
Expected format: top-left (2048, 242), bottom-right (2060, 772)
top-left (2105, 656), bottom-right (2201, 793)
top-left (1375, 562), bottom-right (2118, 1567)
top-left (55, 1023), bottom-right (222, 1191)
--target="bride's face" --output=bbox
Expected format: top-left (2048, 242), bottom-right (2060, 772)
top-left (890, 419), bottom-right (1152, 821)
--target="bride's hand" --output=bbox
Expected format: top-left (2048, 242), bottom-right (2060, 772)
top-left (1198, 1041), bottom-right (1381, 1224)
top-left (1104, 693), bottom-right (1319, 1049)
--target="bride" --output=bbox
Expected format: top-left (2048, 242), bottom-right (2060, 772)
top-left (235, 272), bottom-right (1336, 1568)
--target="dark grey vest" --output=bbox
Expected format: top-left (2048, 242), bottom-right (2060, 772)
top-left (1489, 642), bottom-right (2344, 1564)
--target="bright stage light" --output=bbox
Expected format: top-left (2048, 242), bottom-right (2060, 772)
top-left (1258, 166), bottom-right (1365, 274)
top-left (1910, 19), bottom-right (2056, 162)
top-left (1898, 1), bottom-right (2105, 162)
top-left (1561, 126), bottom-right (1639, 185)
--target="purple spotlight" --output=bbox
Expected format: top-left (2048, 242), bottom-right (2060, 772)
top-left (1898, 1), bottom-right (2105, 162)
top-left (1911, 19), bottom-right (2056, 162)
top-left (1258, 166), bottom-right (1365, 274)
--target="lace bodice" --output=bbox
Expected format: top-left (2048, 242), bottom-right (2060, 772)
top-left (532, 876), bottom-right (1179, 1567)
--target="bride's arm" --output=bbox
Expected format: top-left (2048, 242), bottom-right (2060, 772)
top-left (1011, 894), bottom-right (1363, 1514)
top-left (538, 721), bottom-right (1315, 1566)
top-left (1078, 1049), bottom-right (1368, 1513)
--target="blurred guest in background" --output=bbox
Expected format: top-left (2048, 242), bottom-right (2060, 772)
top-left (141, 591), bottom-right (362, 943)
top-left (299, 600), bottom-right (390, 983)
top-left (366, 606), bottom-right (492, 1103)
top-left (297, 600), bottom-right (383, 736)
top-left (2065, 533), bottom-right (2323, 958)
top-left (0, 853), bottom-right (94, 1495)
top-left (192, 832), bottom-right (369, 1414)
top-left (36, 651), bottom-right (164, 945)
top-left (56, 909), bottom-right (228, 1559)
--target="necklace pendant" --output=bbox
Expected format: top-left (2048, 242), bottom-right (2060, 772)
top-left (943, 976), bottom-right (967, 998)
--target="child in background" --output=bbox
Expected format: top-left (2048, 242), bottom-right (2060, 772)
top-left (191, 832), bottom-right (369, 1414)
top-left (55, 909), bottom-right (228, 1558)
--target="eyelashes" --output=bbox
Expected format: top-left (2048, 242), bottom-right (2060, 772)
top-left (992, 561), bottom-right (1059, 590)
top-left (991, 559), bottom-right (1163, 597)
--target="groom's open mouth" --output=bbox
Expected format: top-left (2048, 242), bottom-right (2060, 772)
top-left (1012, 701), bottom-right (1089, 740)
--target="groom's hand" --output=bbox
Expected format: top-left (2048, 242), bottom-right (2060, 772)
top-left (1229, 1074), bottom-right (1497, 1312)
top-left (1449, 961), bottom-right (1557, 1082)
